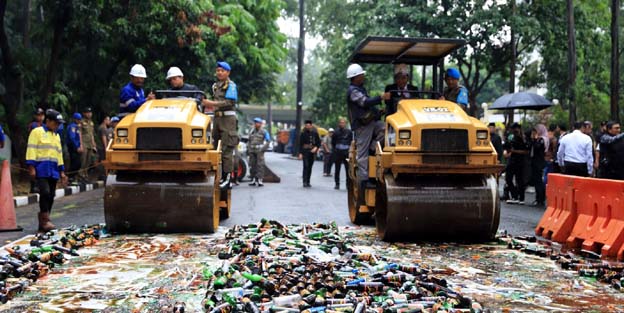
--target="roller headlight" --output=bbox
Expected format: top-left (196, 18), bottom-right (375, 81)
top-left (399, 130), bottom-right (411, 139)
top-left (192, 129), bottom-right (203, 138)
top-left (117, 129), bottom-right (128, 137)
top-left (477, 130), bottom-right (488, 140)
top-left (387, 126), bottom-right (396, 147)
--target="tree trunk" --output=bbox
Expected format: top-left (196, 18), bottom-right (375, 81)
top-left (21, 0), bottom-right (30, 49)
top-left (0, 0), bottom-right (26, 164)
top-left (611, 0), bottom-right (620, 122)
top-left (567, 0), bottom-right (577, 127)
top-left (508, 1), bottom-right (516, 127)
top-left (39, 1), bottom-right (72, 108)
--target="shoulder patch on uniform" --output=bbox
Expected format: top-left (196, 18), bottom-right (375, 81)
top-left (457, 87), bottom-right (468, 106)
top-left (225, 81), bottom-right (238, 101)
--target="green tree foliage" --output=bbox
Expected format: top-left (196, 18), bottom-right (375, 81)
top-left (305, 0), bottom-right (541, 122)
top-left (0, 0), bottom-right (287, 160)
top-left (529, 0), bottom-right (613, 125)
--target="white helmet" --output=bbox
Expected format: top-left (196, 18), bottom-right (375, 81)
top-left (166, 66), bottom-right (184, 80)
top-left (346, 64), bottom-right (366, 79)
top-left (129, 64), bottom-right (147, 78)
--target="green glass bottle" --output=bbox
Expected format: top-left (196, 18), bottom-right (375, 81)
top-left (213, 276), bottom-right (228, 289)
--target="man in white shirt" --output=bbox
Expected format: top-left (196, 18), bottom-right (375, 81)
top-left (557, 121), bottom-right (594, 177)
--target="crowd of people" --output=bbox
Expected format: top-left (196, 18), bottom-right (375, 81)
top-left (493, 120), bottom-right (624, 207)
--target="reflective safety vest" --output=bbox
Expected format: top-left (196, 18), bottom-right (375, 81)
top-left (26, 126), bottom-right (65, 179)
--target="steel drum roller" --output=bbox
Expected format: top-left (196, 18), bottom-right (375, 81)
top-left (104, 171), bottom-right (219, 233)
top-left (376, 173), bottom-right (500, 241)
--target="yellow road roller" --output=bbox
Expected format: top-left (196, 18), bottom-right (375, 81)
top-left (347, 37), bottom-right (504, 241)
top-left (103, 90), bottom-right (230, 233)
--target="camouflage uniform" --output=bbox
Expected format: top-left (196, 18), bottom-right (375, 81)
top-left (79, 118), bottom-right (96, 180)
top-left (212, 79), bottom-right (238, 176)
top-left (442, 85), bottom-right (469, 108)
top-left (248, 127), bottom-right (269, 181)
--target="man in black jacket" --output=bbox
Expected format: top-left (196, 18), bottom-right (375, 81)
top-left (384, 67), bottom-right (418, 116)
top-left (505, 123), bottom-right (529, 204)
top-left (164, 67), bottom-right (204, 103)
top-left (332, 118), bottom-right (352, 190)
top-left (298, 120), bottom-right (321, 188)
top-left (599, 121), bottom-right (624, 180)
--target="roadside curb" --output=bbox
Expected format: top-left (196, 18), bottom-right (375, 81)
top-left (13, 181), bottom-right (105, 208)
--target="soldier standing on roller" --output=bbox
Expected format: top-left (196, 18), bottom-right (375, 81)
top-left (248, 117), bottom-right (270, 187)
top-left (346, 64), bottom-right (390, 205)
top-left (203, 61), bottom-right (238, 189)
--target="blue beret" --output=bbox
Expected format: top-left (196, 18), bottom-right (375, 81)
top-left (253, 117), bottom-right (263, 123)
top-left (446, 68), bottom-right (460, 79)
top-left (72, 112), bottom-right (82, 120)
top-left (217, 61), bottom-right (231, 71)
top-left (111, 116), bottom-right (120, 122)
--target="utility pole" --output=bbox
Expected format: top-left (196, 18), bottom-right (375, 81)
top-left (293, 0), bottom-right (305, 156)
top-left (567, 0), bottom-right (577, 127)
top-left (611, 0), bottom-right (620, 122)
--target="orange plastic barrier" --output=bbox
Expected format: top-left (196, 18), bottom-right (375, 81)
top-left (0, 159), bottom-right (22, 232)
top-left (565, 177), bottom-right (624, 260)
top-left (535, 174), bottom-right (577, 242)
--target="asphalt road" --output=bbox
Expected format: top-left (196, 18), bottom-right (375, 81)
top-left (0, 152), bottom-right (544, 243)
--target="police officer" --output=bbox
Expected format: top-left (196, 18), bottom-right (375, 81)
top-left (298, 120), bottom-right (321, 188)
top-left (346, 64), bottom-right (390, 202)
top-left (119, 64), bottom-right (155, 115)
top-left (332, 118), bottom-right (352, 190)
top-left (248, 117), bottom-right (270, 187)
top-left (66, 113), bottom-right (83, 182)
top-left (79, 107), bottom-right (97, 183)
top-left (27, 108), bottom-right (46, 193)
top-left (26, 109), bottom-right (67, 232)
top-left (27, 108), bottom-right (45, 134)
top-left (203, 61), bottom-right (238, 189)
top-left (440, 68), bottom-right (469, 110)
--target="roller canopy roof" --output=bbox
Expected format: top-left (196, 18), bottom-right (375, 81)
top-left (349, 36), bottom-right (466, 65)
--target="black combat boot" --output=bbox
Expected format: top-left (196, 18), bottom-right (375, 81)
top-left (219, 172), bottom-right (231, 189)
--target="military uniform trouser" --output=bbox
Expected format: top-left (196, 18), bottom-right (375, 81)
top-left (248, 150), bottom-right (265, 180)
top-left (302, 150), bottom-right (315, 184)
top-left (323, 151), bottom-right (333, 174)
top-left (37, 178), bottom-right (57, 213)
top-left (213, 115), bottom-right (238, 173)
top-left (79, 148), bottom-right (96, 179)
top-left (354, 120), bottom-right (384, 182)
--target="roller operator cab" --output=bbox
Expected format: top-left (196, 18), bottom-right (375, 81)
top-left (346, 37), bottom-right (504, 242)
top-left (104, 91), bottom-right (231, 234)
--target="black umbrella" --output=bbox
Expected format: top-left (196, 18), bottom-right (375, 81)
top-left (489, 92), bottom-right (553, 110)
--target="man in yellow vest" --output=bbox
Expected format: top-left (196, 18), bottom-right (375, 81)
top-left (26, 109), bottom-right (67, 232)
